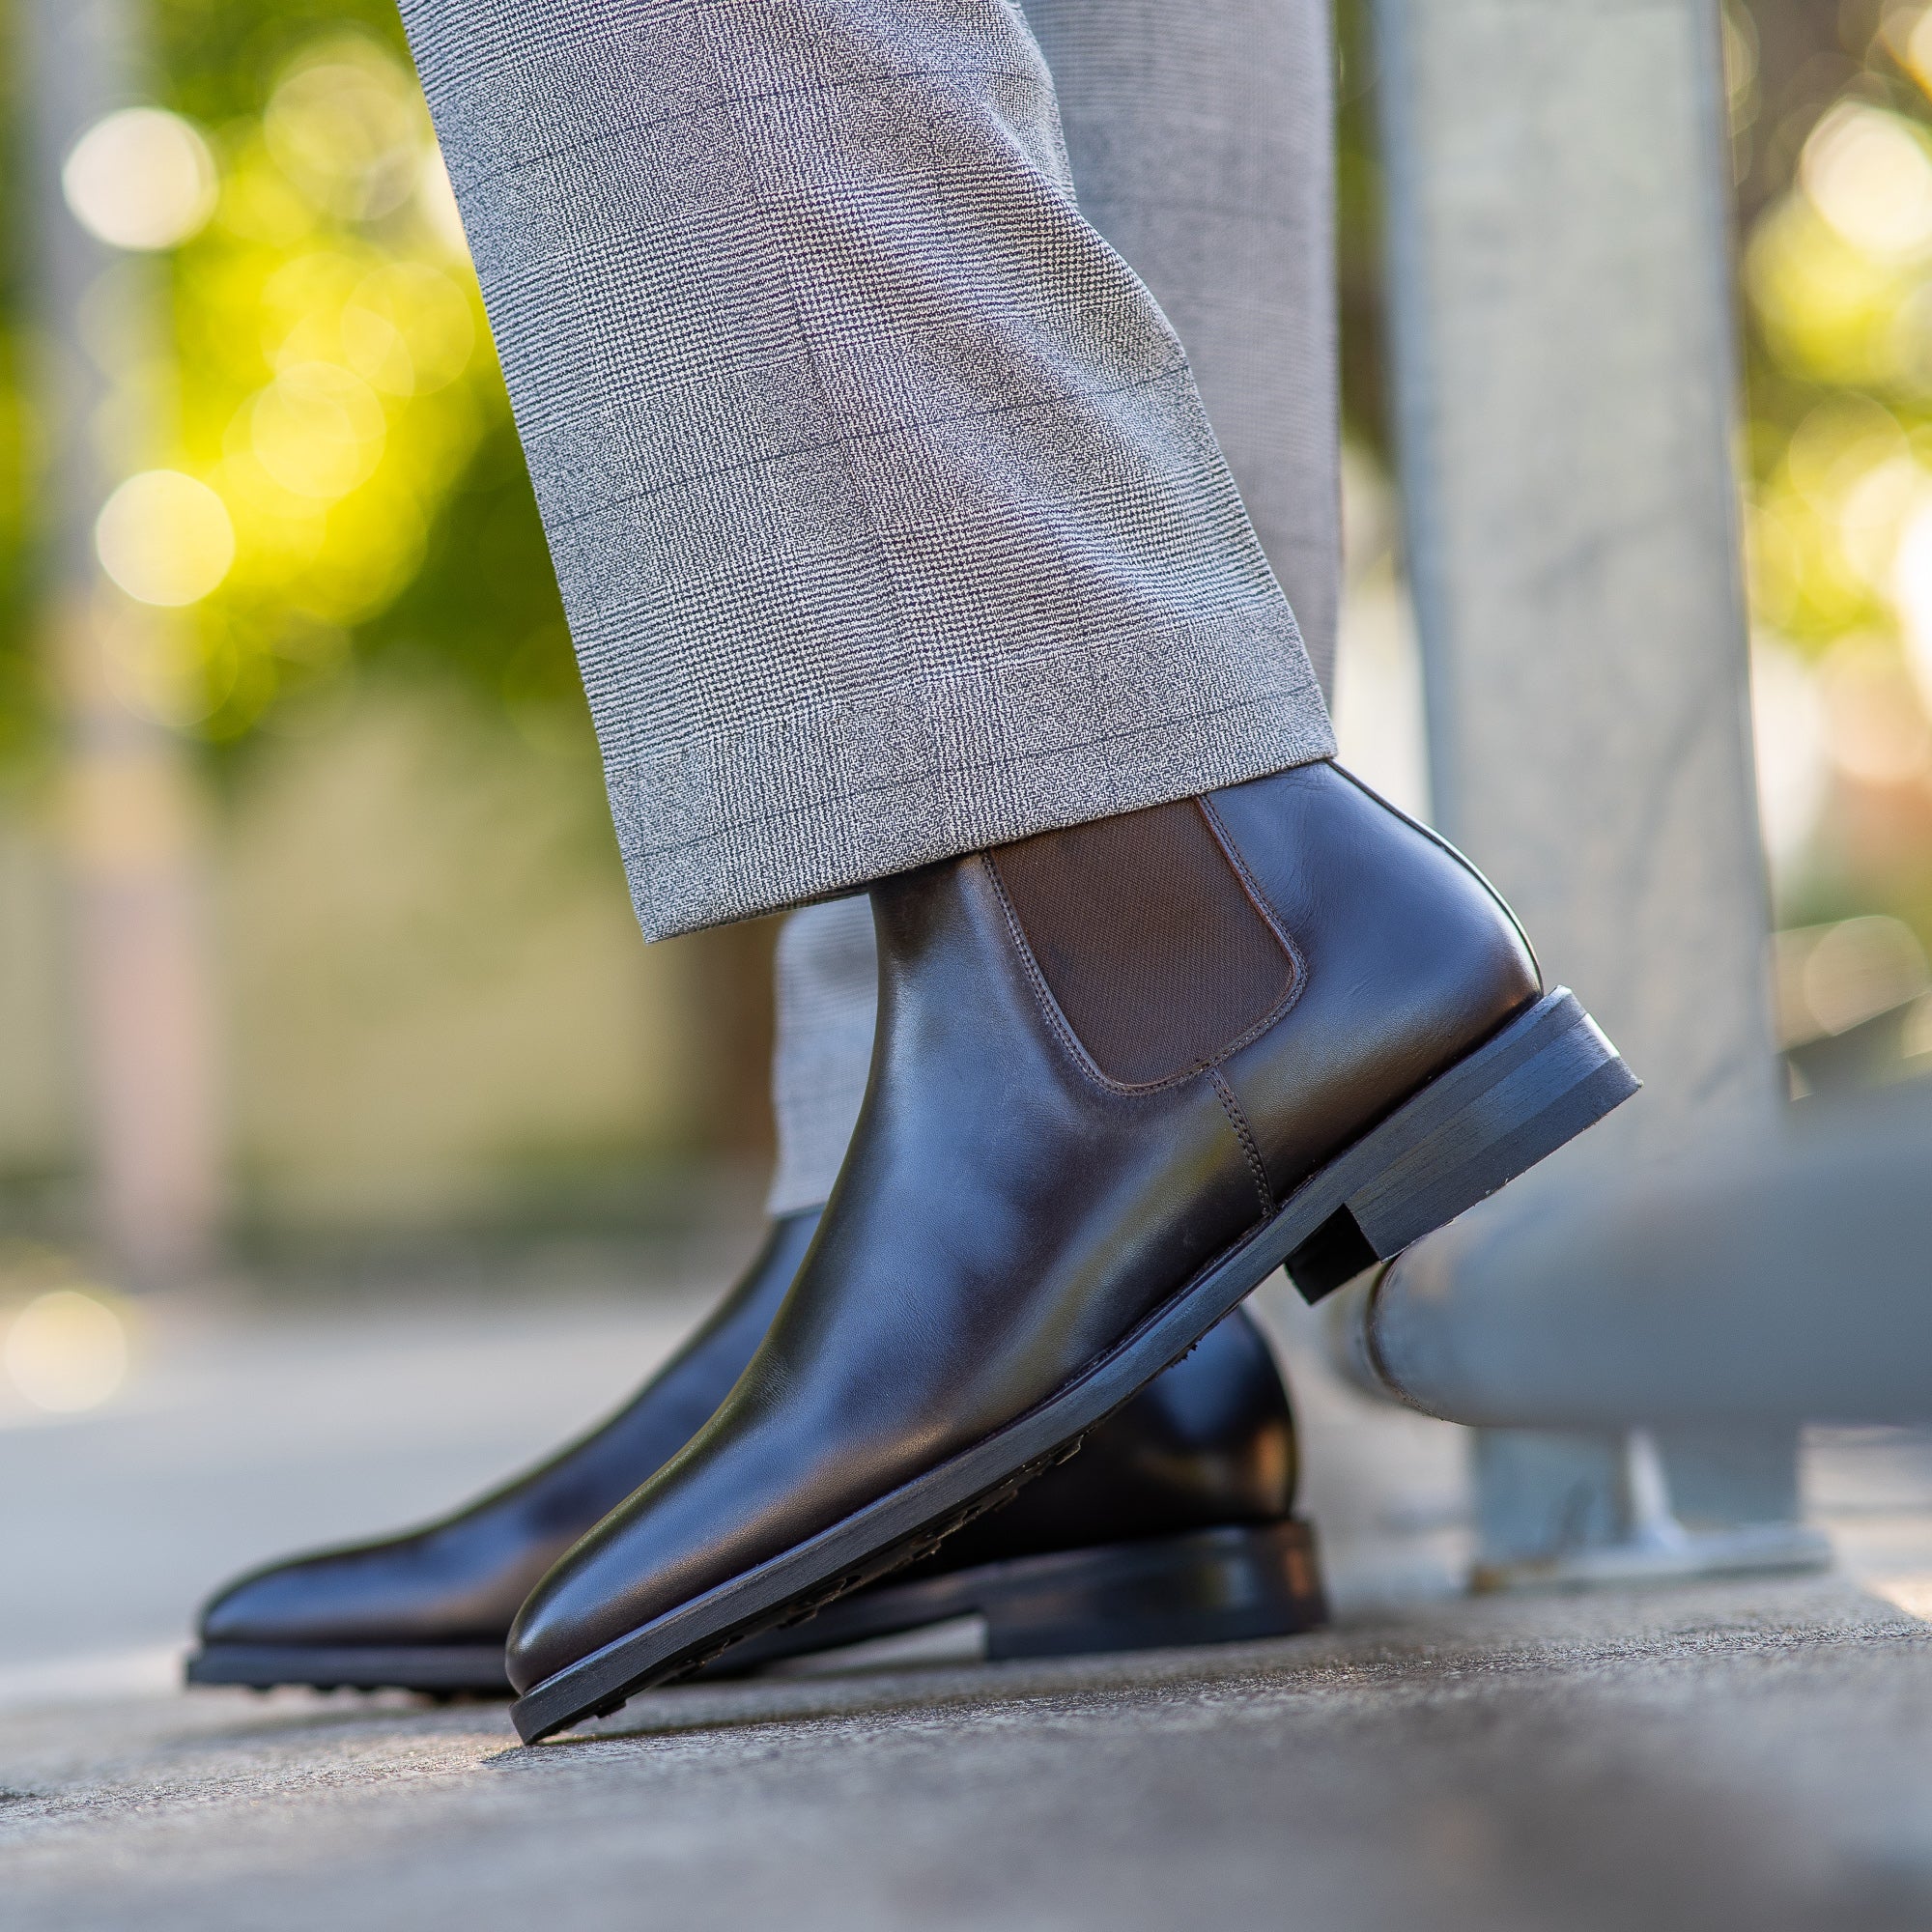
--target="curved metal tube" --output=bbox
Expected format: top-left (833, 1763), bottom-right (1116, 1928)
top-left (1330, 1090), bottom-right (1932, 1428)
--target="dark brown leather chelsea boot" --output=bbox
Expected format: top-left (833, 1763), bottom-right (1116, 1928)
top-left (507, 761), bottom-right (1635, 1742)
top-left (186, 1218), bottom-right (1323, 1695)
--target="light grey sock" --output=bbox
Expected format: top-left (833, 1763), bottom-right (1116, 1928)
top-left (764, 896), bottom-right (879, 1219)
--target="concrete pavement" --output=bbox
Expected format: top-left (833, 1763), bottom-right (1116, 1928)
top-left (5, 1581), bottom-right (1932, 1931)
top-left (4, 1256), bottom-right (1932, 1930)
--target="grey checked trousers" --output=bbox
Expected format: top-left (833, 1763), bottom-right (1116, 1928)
top-left (750, 0), bottom-right (1339, 1216)
top-left (399, 0), bottom-right (1337, 943)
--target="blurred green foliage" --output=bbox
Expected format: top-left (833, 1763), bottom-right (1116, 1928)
top-left (167, 1), bottom-right (582, 757)
top-left (2, 0), bottom-right (583, 777)
top-left (1720, 3), bottom-right (1932, 927)
top-left (1737, 8), bottom-right (1932, 649)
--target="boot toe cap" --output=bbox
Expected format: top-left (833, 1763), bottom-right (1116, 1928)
top-left (198, 1534), bottom-right (506, 1650)
top-left (198, 1552), bottom-right (361, 1646)
top-left (504, 1569), bottom-right (580, 1694)
top-left (505, 1515), bottom-right (688, 1694)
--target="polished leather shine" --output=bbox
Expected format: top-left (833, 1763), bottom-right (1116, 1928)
top-left (899, 1295), bottom-right (1293, 1575)
top-left (198, 1214), bottom-right (818, 1658)
top-left (507, 761), bottom-right (1541, 1698)
top-left (194, 1218), bottom-right (1296, 1667)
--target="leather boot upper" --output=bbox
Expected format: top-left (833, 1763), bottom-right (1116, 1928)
top-left (506, 761), bottom-right (1538, 1694)
top-left (196, 1229), bottom-right (1296, 1653)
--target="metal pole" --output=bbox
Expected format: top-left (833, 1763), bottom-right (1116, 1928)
top-left (22, 0), bottom-right (225, 1288)
top-left (1373, 0), bottom-right (1810, 1581)
top-left (1332, 1094), bottom-right (1932, 1428)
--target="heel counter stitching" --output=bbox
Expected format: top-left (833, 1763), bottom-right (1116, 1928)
top-left (1211, 1068), bottom-right (1274, 1221)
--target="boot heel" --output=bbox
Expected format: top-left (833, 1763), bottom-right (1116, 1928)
top-left (1286, 988), bottom-right (1637, 1303)
top-left (979, 1520), bottom-right (1327, 1661)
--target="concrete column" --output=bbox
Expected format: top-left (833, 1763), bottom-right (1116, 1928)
top-left (24, 0), bottom-right (226, 1287)
top-left (1373, 0), bottom-right (1804, 1576)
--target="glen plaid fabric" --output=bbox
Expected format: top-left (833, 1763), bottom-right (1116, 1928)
top-left (399, 0), bottom-right (1335, 939)
top-left (1024, 0), bottom-right (1339, 696)
top-left (763, 0), bottom-right (1338, 1225)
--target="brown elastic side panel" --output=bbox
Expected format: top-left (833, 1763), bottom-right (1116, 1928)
top-left (990, 798), bottom-right (1295, 1086)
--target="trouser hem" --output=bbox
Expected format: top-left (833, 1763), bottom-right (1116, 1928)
top-left (610, 631), bottom-right (1335, 938)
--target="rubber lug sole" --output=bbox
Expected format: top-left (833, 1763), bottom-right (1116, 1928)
top-left (511, 988), bottom-right (1634, 1744)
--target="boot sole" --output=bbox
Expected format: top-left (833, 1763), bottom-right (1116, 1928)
top-left (709, 1518), bottom-right (1327, 1674)
top-left (185, 1641), bottom-right (510, 1696)
top-left (182, 1519), bottom-right (1325, 1698)
top-left (512, 988), bottom-right (1634, 1742)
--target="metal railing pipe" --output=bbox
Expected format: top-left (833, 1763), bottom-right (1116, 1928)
top-left (1333, 1094), bottom-right (1932, 1429)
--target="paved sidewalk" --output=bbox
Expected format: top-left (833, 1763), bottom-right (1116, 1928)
top-left (4, 1264), bottom-right (1931, 1930)
top-left (5, 1581), bottom-right (1931, 1931)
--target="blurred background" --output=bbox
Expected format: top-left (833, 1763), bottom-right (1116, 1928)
top-left (11, 0), bottom-right (1932, 1318)
top-left (3, 0), bottom-right (1932, 1677)
top-left (0, 0), bottom-right (787, 1317)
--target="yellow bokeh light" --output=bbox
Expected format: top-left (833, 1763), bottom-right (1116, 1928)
top-left (1751, 218), bottom-right (1901, 381)
top-left (343, 263), bottom-right (475, 396)
top-left (62, 107), bottom-right (218, 252)
top-left (1784, 397), bottom-right (1907, 512)
top-left (266, 44), bottom-right (426, 221)
top-left (251, 360), bottom-right (386, 499)
top-left (1801, 104), bottom-right (1932, 261)
top-left (1893, 498), bottom-right (1932, 706)
top-left (294, 488), bottom-right (428, 624)
top-left (262, 247), bottom-right (369, 369)
top-left (1909, 11), bottom-right (1932, 98)
top-left (415, 146), bottom-right (470, 260)
top-left (95, 470), bottom-right (238, 606)
top-left (1819, 635), bottom-right (1932, 784)
top-left (1836, 456), bottom-right (1924, 589)
top-left (3, 1290), bottom-right (129, 1414)
top-left (132, 26), bottom-right (509, 726)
